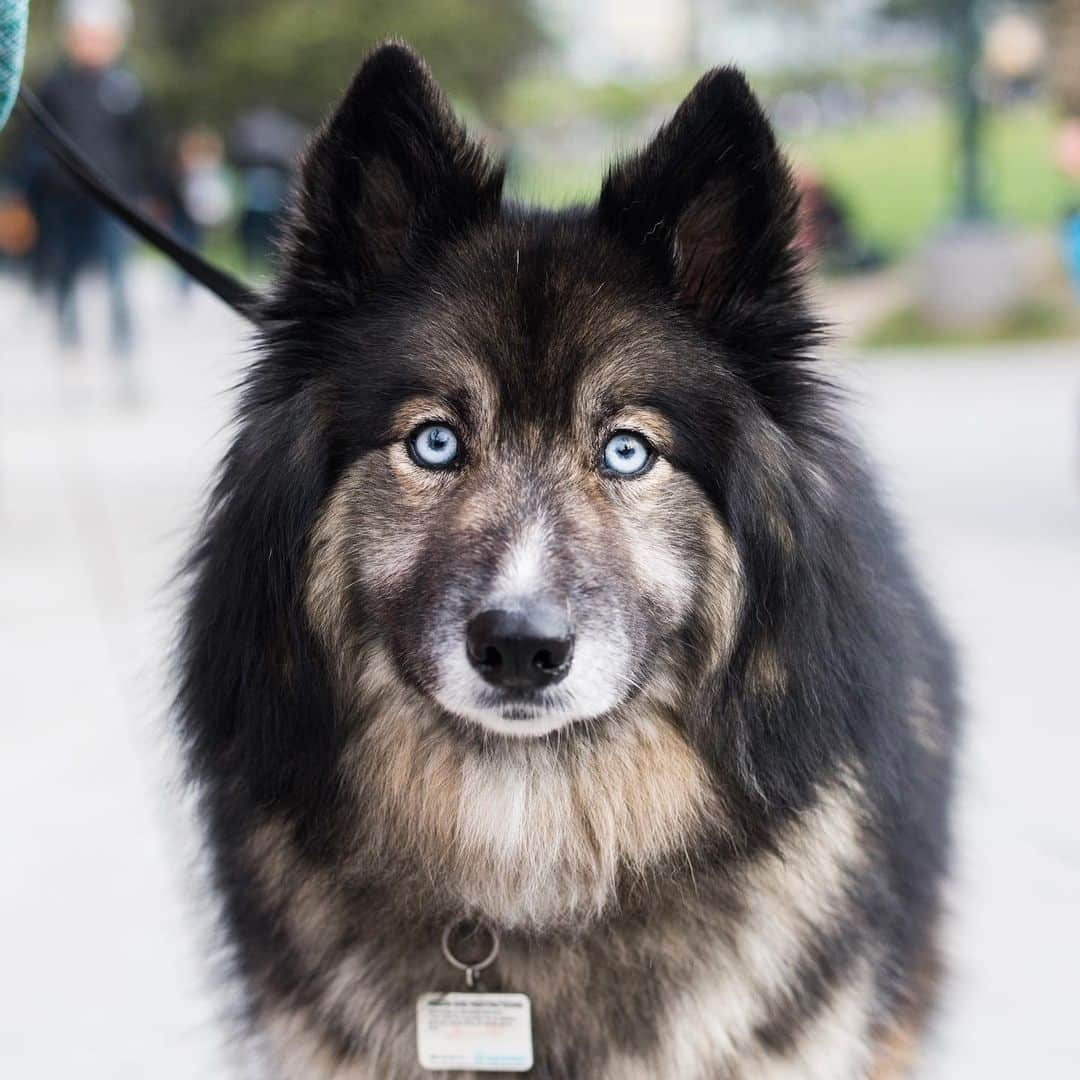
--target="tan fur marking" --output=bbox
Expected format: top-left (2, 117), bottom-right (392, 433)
top-left (397, 339), bottom-right (500, 435)
top-left (698, 512), bottom-right (743, 670)
top-left (245, 823), bottom-right (344, 962)
top-left (342, 705), bottom-right (719, 929)
top-left (608, 461), bottom-right (696, 616)
top-left (747, 641), bottom-right (789, 698)
top-left (306, 457), bottom-right (402, 635)
top-left (745, 958), bottom-right (877, 1079)
top-left (751, 419), bottom-right (801, 559)
top-left (871, 935), bottom-right (942, 1079)
top-left (606, 405), bottom-right (676, 454)
top-left (306, 494), bottom-right (353, 655)
top-left (263, 1008), bottom-right (371, 1079)
top-left (386, 395), bottom-right (460, 437)
top-left (572, 316), bottom-right (674, 424)
top-left (305, 454), bottom-right (445, 667)
top-left (605, 775), bottom-right (869, 1078)
top-left (769, 507), bottom-right (797, 559)
top-left (871, 1018), bottom-right (921, 1080)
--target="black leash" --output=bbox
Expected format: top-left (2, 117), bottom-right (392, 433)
top-left (16, 85), bottom-right (260, 322)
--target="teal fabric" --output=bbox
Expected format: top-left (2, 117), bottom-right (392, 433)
top-left (0, 0), bottom-right (29, 131)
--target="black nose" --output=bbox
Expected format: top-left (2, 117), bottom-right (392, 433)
top-left (466, 604), bottom-right (574, 690)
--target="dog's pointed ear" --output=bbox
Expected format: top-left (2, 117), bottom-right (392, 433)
top-left (599, 68), bottom-right (801, 317)
top-left (282, 43), bottom-right (504, 305)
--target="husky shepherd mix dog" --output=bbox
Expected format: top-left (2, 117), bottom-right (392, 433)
top-left (178, 43), bottom-right (958, 1079)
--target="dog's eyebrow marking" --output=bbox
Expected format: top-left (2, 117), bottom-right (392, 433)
top-left (389, 396), bottom-right (461, 437)
top-left (607, 406), bottom-right (675, 454)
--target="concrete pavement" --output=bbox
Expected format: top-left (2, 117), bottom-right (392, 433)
top-left (1, 268), bottom-right (1078, 1077)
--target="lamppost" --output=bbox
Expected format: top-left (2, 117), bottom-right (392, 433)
top-left (917, 0), bottom-right (1040, 329)
top-left (951, 0), bottom-right (989, 222)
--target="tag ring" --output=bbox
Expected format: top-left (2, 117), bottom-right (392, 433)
top-left (441, 920), bottom-right (499, 988)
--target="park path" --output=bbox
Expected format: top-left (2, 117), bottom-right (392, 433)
top-left (1, 268), bottom-right (1078, 1077)
top-left (1, 271), bottom-right (244, 1077)
top-left (843, 344), bottom-right (1080, 1078)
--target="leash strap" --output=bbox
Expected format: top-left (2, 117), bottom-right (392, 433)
top-left (16, 85), bottom-right (260, 322)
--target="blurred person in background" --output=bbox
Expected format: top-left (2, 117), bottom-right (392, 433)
top-left (165, 126), bottom-right (233, 297)
top-left (794, 165), bottom-right (883, 275)
top-left (0, 180), bottom-right (37, 268)
top-left (228, 107), bottom-right (304, 270)
top-left (15, 0), bottom-right (155, 363)
top-left (1056, 119), bottom-right (1080, 300)
top-left (1064, 206), bottom-right (1080, 297)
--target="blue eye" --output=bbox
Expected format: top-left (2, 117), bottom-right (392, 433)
top-left (602, 431), bottom-right (653, 477)
top-left (410, 423), bottom-right (460, 469)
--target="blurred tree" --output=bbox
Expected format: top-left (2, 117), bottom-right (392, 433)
top-left (883, 1), bottom-right (992, 221)
top-left (154, 0), bottom-right (545, 124)
top-left (950, 0), bottom-right (986, 221)
top-left (884, 0), bottom-right (1078, 213)
top-left (27, 0), bottom-right (546, 127)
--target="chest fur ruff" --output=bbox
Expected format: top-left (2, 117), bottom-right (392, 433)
top-left (341, 704), bottom-right (719, 929)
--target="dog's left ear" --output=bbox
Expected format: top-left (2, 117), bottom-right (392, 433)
top-left (281, 42), bottom-right (504, 307)
top-left (599, 68), bottom-right (801, 317)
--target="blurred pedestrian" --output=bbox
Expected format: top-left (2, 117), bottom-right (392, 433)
top-left (17, 0), bottom-right (155, 359)
top-left (794, 165), bottom-right (883, 275)
top-left (165, 126), bottom-right (233, 297)
top-left (228, 107), bottom-right (304, 270)
top-left (1055, 119), bottom-right (1080, 299)
top-left (0, 181), bottom-right (36, 267)
top-left (1063, 207), bottom-right (1080, 297)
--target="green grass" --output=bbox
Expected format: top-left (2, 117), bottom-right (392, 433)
top-left (791, 103), bottom-right (1073, 258)
top-left (505, 102), bottom-right (1078, 256)
top-left (505, 157), bottom-right (608, 208)
top-left (202, 230), bottom-right (258, 280)
top-left (864, 299), bottom-right (1075, 348)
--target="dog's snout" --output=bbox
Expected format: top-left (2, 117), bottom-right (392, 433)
top-left (466, 604), bottom-right (574, 690)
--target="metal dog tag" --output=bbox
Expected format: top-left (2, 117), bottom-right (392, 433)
top-left (417, 992), bottom-right (533, 1072)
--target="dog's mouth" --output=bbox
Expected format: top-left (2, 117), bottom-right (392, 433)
top-left (440, 686), bottom-right (584, 738)
top-left (481, 689), bottom-right (551, 715)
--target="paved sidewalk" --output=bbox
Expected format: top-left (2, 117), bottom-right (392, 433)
top-left (843, 345), bottom-right (1080, 1078)
top-left (1, 268), bottom-right (1078, 1077)
top-left (1, 270), bottom-right (245, 1077)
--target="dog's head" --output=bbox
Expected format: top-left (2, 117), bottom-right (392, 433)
top-left (257, 44), bottom-right (817, 743)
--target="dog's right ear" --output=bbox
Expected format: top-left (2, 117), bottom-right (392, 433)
top-left (280, 43), bottom-right (504, 307)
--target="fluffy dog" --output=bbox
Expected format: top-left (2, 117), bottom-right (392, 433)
top-left (178, 43), bottom-right (958, 1078)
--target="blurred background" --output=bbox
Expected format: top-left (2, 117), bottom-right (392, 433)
top-left (0, 1), bottom-right (1077, 1077)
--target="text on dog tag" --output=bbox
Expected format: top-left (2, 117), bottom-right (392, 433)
top-left (417, 992), bottom-right (533, 1073)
